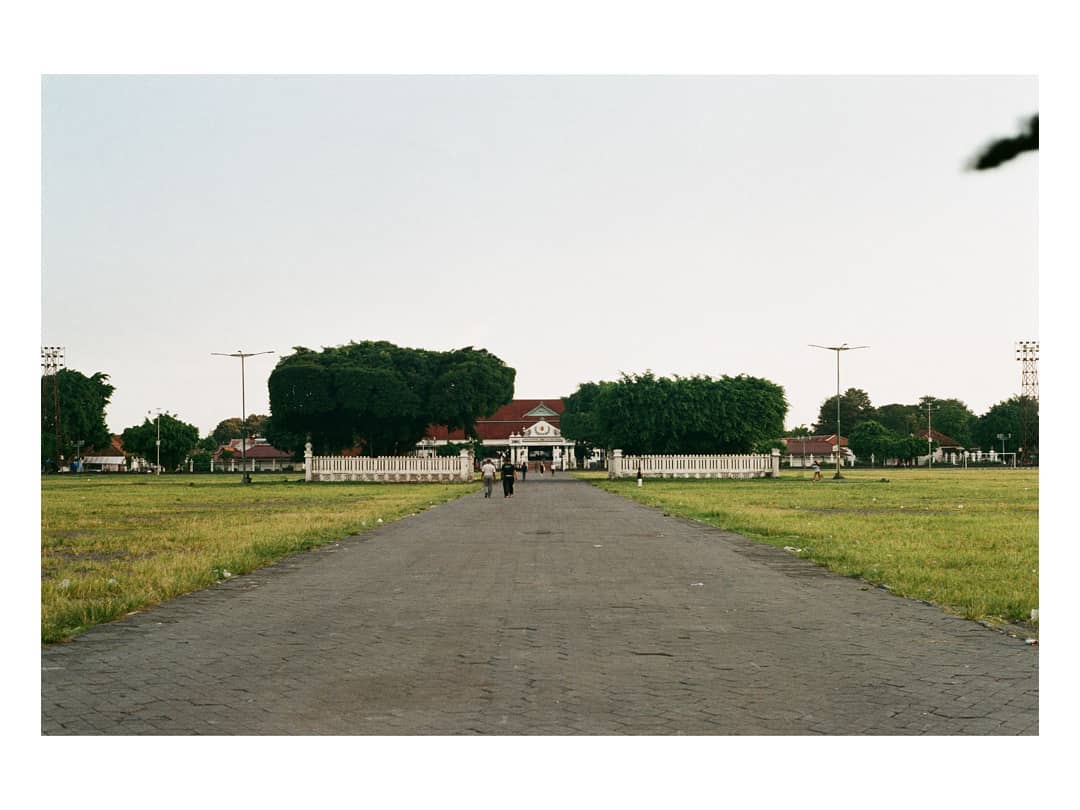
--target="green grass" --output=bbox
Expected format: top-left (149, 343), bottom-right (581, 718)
top-left (580, 468), bottom-right (1038, 626)
top-left (41, 475), bottom-right (476, 643)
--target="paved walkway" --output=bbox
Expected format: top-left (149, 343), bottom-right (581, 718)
top-left (41, 475), bottom-right (1038, 735)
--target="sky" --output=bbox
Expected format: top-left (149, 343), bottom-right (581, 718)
top-left (41, 73), bottom-right (1038, 437)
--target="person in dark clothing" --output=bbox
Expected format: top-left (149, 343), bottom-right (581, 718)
top-left (501, 459), bottom-right (517, 497)
top-left (520, 461), bottom-right (527, 481)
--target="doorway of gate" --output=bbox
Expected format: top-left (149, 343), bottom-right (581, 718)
top-left (527, 447), bottom-right (553, 462)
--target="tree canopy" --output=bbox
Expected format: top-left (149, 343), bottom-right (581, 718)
top-left (120, 413), bottom-right (200, 471)
top-left (266, 341), bottom-right (515, 456)
top-left (561, 372), bottom-right (787, 455)
top-left (41, 369), bottom-right (114, 466)
top-left (212, 415), bottom-right (269, 444)
top-left (973, 396), bottom-right (1038, 457)
top-left (813, 388), bottom-right (875, 435)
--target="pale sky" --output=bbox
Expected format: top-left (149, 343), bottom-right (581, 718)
top-left (40, 75), bottom-right (1038, 436)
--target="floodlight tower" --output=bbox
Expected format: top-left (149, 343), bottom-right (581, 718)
top-left (41, 346), bottom-right (65, 470)
top-left (212, 350), bottom-right (274, 483)
top-left (1015, 341), bottom-right (1038, 464)
top-left (810, 343), bottom-right (869, 479)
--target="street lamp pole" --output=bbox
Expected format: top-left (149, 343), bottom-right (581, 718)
top-left (212, 350), bottom-right (274, 484)
top-left (810, 344), bottom-right (868, 480)
top-left (925, 399), bottom-right (937, 470)
top-left (997, 432), bottom-right (1011, 461)
top-left (148, 409), bottom-right (162, 474)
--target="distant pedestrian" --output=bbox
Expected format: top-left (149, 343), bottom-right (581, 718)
top-left (520, 461), bottom-right (527, 481)
top-left (539, 462), bottom-right (545, 475)
top-left (501, 458), bottom-right (517, 497)
top-left (637, 467), bottom-right (643, 488)
top-left (551, 461), bottom-right (555, 476)
top-left (811, 461), bottom-right (822, 482)
top-left (481, 458), bottom-right (496, 498)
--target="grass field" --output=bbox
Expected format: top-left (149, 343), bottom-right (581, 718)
top-left (40, 475), bottom-right (476, 643)
top-left (581, 468), bottom-right (1038, 627)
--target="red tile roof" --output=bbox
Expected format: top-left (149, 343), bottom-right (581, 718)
top-left (426, 399), bottom-right (565, 442)
top-left (781, 435), bottom-right (848, 455)
top-left (914, 429), bottom-right (961, 447)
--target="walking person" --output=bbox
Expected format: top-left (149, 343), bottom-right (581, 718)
top-left (811, 460), bottom-right (822, 482)
top-left (637, 467), bottom-right (643, 488)
top-left (520, 460), bottom-right (527, 481)
top-left (539, 462), bottom-right (545, 476)
top-left (481, 458), bottom-right (496, 498)
top-left (501, 457), bottom-right (517, 498)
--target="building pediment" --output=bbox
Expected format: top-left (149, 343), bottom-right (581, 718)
top-left (522, 418), bottom-right (561, 439)
top-left (524, 403), bottom-right (559, 418)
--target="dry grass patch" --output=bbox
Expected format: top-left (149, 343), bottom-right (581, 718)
top-left (583, 468), bottom-right (1037, 626)
top-left (41, 475), bottom-right (475, 642)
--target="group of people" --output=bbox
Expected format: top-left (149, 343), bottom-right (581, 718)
top-left (480, 458), bottom-right (555, 498)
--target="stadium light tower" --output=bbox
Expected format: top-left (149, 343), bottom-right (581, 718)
top-left (810, 343), bottom-right (869, 479)
top-left (212, 350), bottom-right (274, 484)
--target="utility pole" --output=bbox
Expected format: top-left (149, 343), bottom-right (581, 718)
top-left (924, 399), bottom-right (937, 470)
top-left (810, 344), bottom-right (868, 479)
top-left (212, 350), bottom-right (274, 484)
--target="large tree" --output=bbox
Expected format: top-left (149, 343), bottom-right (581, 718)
top-left (266, 341), bottom-right (515, 456)
top-left (973, 396), bottom-right (1038, 456)
top-left (121, 413), bottom-right (200, 471)
top-left (873, 402), bottom-right (921, 436)
top-left (212, 414), bottom-right (269, 444)
top-left (41, 369), bottom-right (114, 467)
top-left (561, 372), bottom-right (786, 455)
top-left (847, 420), bottom-right (899, 466)
top-left (919, 396), bottom-right (976, 448)
top-left (813, 388), bottom-right (875, 435)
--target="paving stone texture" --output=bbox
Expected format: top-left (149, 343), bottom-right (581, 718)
top-left (41, 476), bottom-right (1038, 735)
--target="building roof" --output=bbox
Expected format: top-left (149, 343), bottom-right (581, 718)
top-left (81, 435), bottom-right (126, 459)
top-left (426, 399), bottom-right (565, 442)
top-left (781, 435), bottom-right (849, 456)
top-left (914, 429), bottom-right (961, 447)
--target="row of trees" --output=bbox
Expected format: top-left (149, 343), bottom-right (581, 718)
top-left (561, 372), bottom-right (787, 456)
top-left (41, 347), bottom-right (1037, 471)
top-left (41, 341), bottom-right (518, 470)
top-left (808, 388), bottom-right (1038, 462)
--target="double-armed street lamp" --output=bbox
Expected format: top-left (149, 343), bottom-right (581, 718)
top-left (212, 350), bottom-right (274, 484)
top-left (810, 343), bottom-right (869, 479)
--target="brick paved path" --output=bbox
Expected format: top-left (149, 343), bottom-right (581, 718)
top-left (41, 476), bottom-right (1038, 734)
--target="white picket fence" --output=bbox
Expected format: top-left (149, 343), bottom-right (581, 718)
top-left (305, 445), bottom-right (473, 482)
top-left (608, 448), bottom-right (781, 479)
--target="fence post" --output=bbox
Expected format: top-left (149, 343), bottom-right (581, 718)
top-left (610, 449), bottom-right (623, 479)
top-left (770, 447), bottom-right (780, 478)
top-left (304, 441), bottom-right (313, 482)
top-left (459, 448), bottom-right (472, 482)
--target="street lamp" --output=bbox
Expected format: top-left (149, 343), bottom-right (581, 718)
top-left (997, 432), bottom-right (1011, 460)
top-left (212, 350), bottom-right (274, 484)
top-left (148, 409), bottom-right (162, 474)
top-left (810, 343), bottom-right (869, 479)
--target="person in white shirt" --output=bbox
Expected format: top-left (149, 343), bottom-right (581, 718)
top-left (481, 459), bottom-right (497, 498)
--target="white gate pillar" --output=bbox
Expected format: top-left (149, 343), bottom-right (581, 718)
top-left (610, 449), bottom-right (623, 479)
top-left (304, 441), bottom-right (313, 482)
